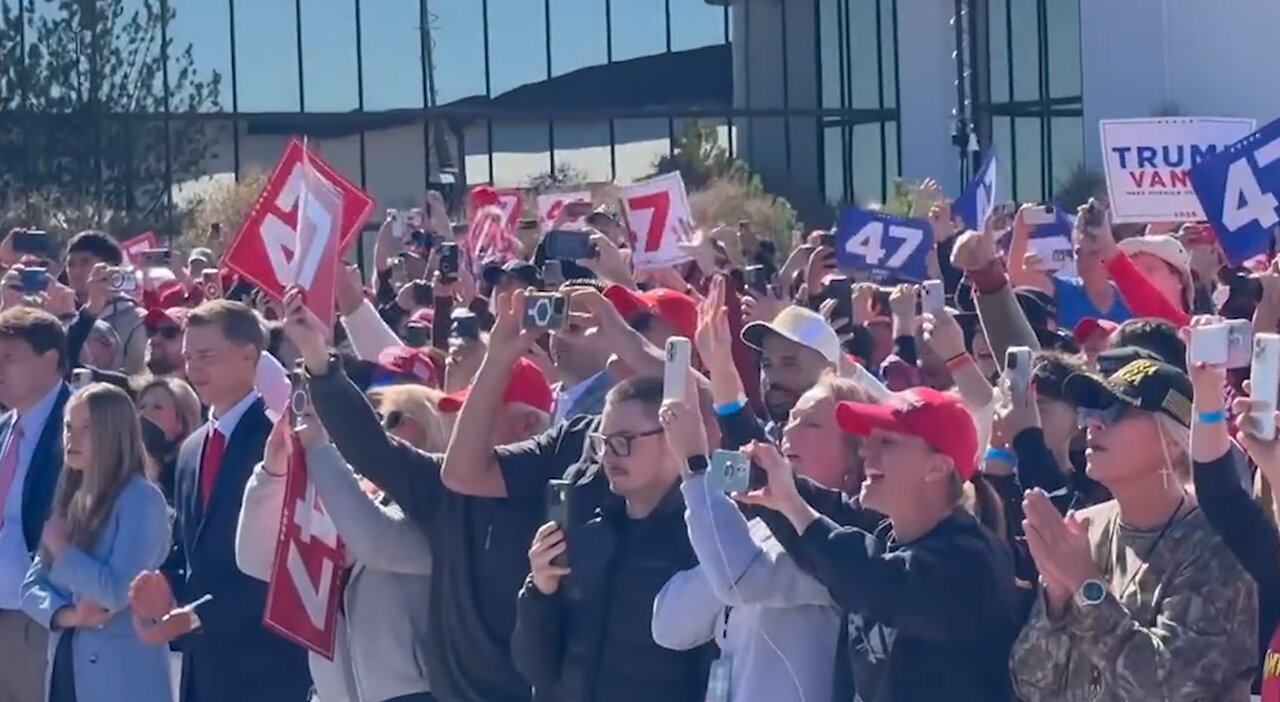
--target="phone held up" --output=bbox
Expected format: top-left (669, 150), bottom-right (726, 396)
top-left (1249, 333), bottom-right (1280, 441)
top-left (522, 293), bottom-right (568, 332)
top-left (288, 368), bottom-right (310, 429)
top-left (19, 268), bottom-right (49, 294)
top-left (12, 229), bottom-right (51, 258)
top-left (663, 336), bottom-right (692, 403)
top-left (546, 479), bottom-right (572, 567)
top-left (825, 276), bottom-right (853, 325)
top-left (922, 280), bottom-right (945, 316)
top-left (545, 230), bottom-right (596, 262)
top-left (201, 269), bottom-right (223, 300)
top-left (1189, 320), bottom-right (1253, 369)
top-left (439, 243), bottom-right (460, 281)
top-left (1003, 346), bottom-right (1033, 404)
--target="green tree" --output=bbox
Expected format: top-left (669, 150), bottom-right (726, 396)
top-left (0, 0), bottom-right (222, 233)
top-left (653, 120), bottom-right (738, 191)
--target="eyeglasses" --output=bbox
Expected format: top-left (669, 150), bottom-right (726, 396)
top-left (148, 326), bottom-right (181, 340)
top-left (587, 427), bottom-right (664, 458)
top-left (1076, 403), bottom-right (1133, 429)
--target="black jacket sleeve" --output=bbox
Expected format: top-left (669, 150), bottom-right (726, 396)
top-left (715, 406), bottom-right (768, 449)
top-left (792, 516), bottom-right (996, 640)
top-left (307, 358), bottom-right (445, 519)
top-left (1195, 448), bottom-right (1280, 622)
top-left (1011, 427), bottom-right (1076, 513)
top-left (511, 576), bottom-right (566, 690)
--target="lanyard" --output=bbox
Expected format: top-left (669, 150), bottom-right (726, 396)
top-left (1106, 494), bottom-right (1186, 600)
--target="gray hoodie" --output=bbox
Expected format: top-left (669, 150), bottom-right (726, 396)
top-left (652, 474), bottom-right (840, 702)
top-left (237, 443), bottom-right (433, 702)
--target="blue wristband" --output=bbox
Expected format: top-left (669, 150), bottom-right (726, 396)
top-left (1196, 409), bottom-right (1227, 424)
top-left (984, 447), bottom-right (1017, 466)
top-left (714, 397), bottom-right (748, 417)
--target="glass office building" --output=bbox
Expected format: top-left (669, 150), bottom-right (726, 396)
top-left (0, 0), bottom-right (1086, 229)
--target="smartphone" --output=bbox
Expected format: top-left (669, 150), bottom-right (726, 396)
top-left (439, 243), bottom-right (459, 280)
top-left (562, 201), bottom-right (594, 219)
top-left (546, 479), bottom-right (573, 567)
top-left (1250, 333), bottom-right (1280, 441)
top-left (826, 276), bottom-right (853, 324)
top-left (108, 267), bottom-right (138, 293)
top-left (19, 268), bottom-right (49, 294)
top-left (288, 369), bottom-right (309, 426)
top-left (452, 313), bottom-right (480, 341)
top-left (663, 336), bottom-right (692, 403)
top-left (201, 269), bottom-right (222, 300)
top-left (12, 229), bottom-right (51, 257)
top-left (1225, 319), bottom-right (1254, 369)
top-left (922, 280), bottom-right (945, 315)
top-left (388, 209), bottom-right (406, 242)
top-left (140, 248), bottom-right (172, 268)
top-left (1023, 204), bottom-right (1057, 226)
top-left (1004, 346), bottom-right (1033, 403)
top-left (402, 324), bottom-right (429, 348)
top-left (745, 265), bottom-right (769, 296)
top-left (411, 280), bottom-right (433, 307)
top-left (1189, 323), bottom-right (1230, 367)
top-left (708, 450), bottom-right (753, 494)
top-left (522, 293), bottom-right (568, 331)
top-left (542, 260), bottom-right (565, 288)
top-left (545, 230), bottom-right (596, 261)
top-left (69, 369), bottom-right (93, 391)
top-left (1082, 199), bottom-right (1106, 231)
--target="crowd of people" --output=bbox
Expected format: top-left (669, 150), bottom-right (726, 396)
top-left (0, 175), bottom-right (1277, 702)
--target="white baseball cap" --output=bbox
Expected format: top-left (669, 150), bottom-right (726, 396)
top-left (1117, 234), bottom-right (1193, 308)
top-left (741, 306), bottom-right (841, 366)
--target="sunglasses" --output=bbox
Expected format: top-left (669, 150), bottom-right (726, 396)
top-left (381, 410), bottom-right (406, 431)
top-left (1076, 403), bottom-right (1133, 429)
top-left (148, 326), bottom-right (181, 340)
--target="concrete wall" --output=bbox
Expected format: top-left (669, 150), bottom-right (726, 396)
top-left (1080, 0), bottom-right (1280, 168)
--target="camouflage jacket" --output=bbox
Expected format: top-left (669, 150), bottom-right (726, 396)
top-left (1010, 500), bottom-right (1258, 702)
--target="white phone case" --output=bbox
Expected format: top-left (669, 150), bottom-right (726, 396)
top-left (664, 337), bottom-right (692, 403)
top-left (1004, 346), bottom-right (1033, 403)
top-left (1225, 319), bottom-right (1254, 370)
top-left (1250, 333), bottom-right (1280, 441)
top-left (1189, 324), bottom-right (1230, 367)
top-left (922, 280), bottom-right (945, 315)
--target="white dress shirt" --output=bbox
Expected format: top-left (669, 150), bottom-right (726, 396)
top-left (208, 389), bottom-right (262, 441)
top-left (553, 371), bottom-right (606, 424)
top-left (0, 381), bottom-right (66, 610)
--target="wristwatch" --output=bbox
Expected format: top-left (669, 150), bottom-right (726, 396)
top-left (685, 455), bottom-right (710, 475)
top-left (1074, 579), bottom-right (1107, 607)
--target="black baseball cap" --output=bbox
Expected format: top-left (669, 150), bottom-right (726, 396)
top-left (1063, 357), bottom-right (1193, 428)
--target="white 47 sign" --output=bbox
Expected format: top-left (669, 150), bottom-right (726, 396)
top-left (844, 222), bottom-right (923, 269)
top-left (1191, 118), bottom-right (1280, 265)
top-left (262, 161), bottom-right (343, 290)
top-left (287, 480), bottom-right (341, 629)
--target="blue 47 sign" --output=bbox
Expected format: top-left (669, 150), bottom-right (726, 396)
top-left (835, 207), bottom-right (933, 281)
top-left (1190, 116), bottom-right (1280, 264)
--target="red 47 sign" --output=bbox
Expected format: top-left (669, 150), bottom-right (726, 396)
top-left (263, 435), bottom-right (345, 660)
top-left (119, 232), bottom-right (159, 265)
top-left (620, 172), bottom-right (694, 269)
top-left (223, 139), bottom-right (374, 324)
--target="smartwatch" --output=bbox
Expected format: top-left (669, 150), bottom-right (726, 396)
top-left (1074, 579), bottom-right (1107, 607)
top-left (685, 455), bottom-right (710, 476)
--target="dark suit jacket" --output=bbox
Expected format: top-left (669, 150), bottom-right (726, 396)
top-left (0, 384), bottom-right (69, 557)
top-left (173, 398), bottom-right (310, 702)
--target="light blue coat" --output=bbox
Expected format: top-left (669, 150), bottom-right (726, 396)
top-left (21, 476), bottom-right (173, 702)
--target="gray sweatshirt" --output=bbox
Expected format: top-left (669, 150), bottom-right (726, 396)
top-left (237, 443), bottom-right (433, 702)
top-left (652, 474), bottom-right (840, 702)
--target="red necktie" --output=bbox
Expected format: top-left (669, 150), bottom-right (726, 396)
top-left (0, 424), bottom-right (24, 531)
top-left (199, 428), bottom-right (225, 509)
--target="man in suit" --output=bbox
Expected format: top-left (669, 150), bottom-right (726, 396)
top-left (134, 300), bottom-right (310, 702)
top-left (0, 307), bottom-right (69, 702)
top-left (548, 292), bottom-right (616, 422)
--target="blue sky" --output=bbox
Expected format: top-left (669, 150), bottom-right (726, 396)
top-left (147, 0), bottom-right (729, 113)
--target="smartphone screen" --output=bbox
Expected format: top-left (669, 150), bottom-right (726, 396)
top-left (545, 230), bottom-right (595, 261)
top-left (745, 265), bottom-right (769, 295)
top-left (12, 230), bottom-right (51, 257)
top-left (411, 281), bottom-right (433, 306)
top-left (826, 276), bottom-right (853, 324)
top-left (19, 268), bottom-right (49, 294)
top-left (439, 243), bottom-right (459, 279)
top-left (403, 324), bottom-right (429, 348)
top-left (546, 480), bottom-right (572, 566)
